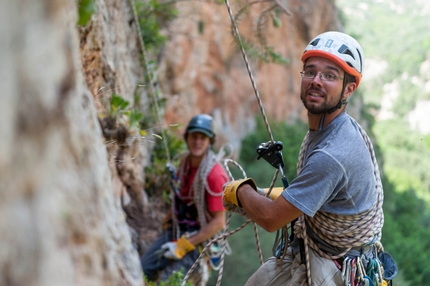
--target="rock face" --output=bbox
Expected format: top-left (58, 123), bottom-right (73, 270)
top-left (160, 0), bottom-right (343, 152)
top-left (0, 0), bottom-right (143, 285)
top-left (0, 0), bottom-right (349, 285)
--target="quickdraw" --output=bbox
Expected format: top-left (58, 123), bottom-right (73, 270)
top-left (338, 242), bottom-right (398, 286)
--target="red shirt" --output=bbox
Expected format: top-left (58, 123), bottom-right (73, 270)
top-left (179, 162), bottom-right (228, 212)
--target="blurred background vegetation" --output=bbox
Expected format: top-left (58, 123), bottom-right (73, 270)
top-left (141, 0), bottom-right (430, 284)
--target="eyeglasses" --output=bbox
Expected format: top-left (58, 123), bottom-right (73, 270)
top-left (300, 70), bottom-right (343, 82)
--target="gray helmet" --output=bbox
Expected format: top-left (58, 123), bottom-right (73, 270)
top-left (185, 114), bottom-right (215, 139)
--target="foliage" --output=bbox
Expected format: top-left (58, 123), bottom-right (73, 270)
top-left (144, 270), bottom-right (193, 286)
top-left (100, 93), bottom-right (147, 136)
top-left (338, 0), bottom-right (430, 112)
top-left (232, 4), bottom-right (290, 65)
top-left (133, 0), bottom-right (183, 200)
top-left (109, 93), bottom-right (130, 117)
top-left (374, 119), bottom-right (430, 203)
top-left (135, 0), bottom-right (178, 51)
top-left (381, 189), bottom-right (430, 285)
top-left (77, 0), bottom-right (96, 26)
top-left (423, 133), bottom-right (430, 149)
top-left (337, 1), bottom-right (430, 283)
top-left (138, 65), bottom-right (167, 131)
top-left (374, 119), bottom-right (430, 283)
top-left (144, 128), bottom-right (187, 198)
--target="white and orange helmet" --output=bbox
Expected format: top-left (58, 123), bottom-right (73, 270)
top-left (301, 31), bottom-right (365, 86)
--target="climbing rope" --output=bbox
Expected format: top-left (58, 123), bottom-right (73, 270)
top-left (182, 158), bottom-right (262, 286)
top-left (224, 0), bottom-right (275, 144)
top-left (186, 1), bottom-right (295, 285)
top-left (294, 118), bottom-right (385, 286)
top-left (129, 0), bottom-right (171, 163)
top-left (182, 215), bottom-right (253, 286)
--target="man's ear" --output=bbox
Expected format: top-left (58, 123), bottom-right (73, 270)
top-left (343, 82), bottom-right (357, 100)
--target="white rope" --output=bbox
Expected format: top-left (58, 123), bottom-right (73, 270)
top-left (294, 118), bottom-right (384, 286)
top-left (182, 157), bottom-right (266, 286)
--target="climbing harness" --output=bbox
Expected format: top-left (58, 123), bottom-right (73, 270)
top-left (130, 0), bottom-right (236, 283)
top-left (169, 145), bottom-right (244, 286)
top-left (182, 158), bottom-right (263, 286)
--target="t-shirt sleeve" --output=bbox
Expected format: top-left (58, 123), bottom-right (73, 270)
top-left (206, 163), bottom-right (229, 212)
top-left (282, 150), bottom-right (347, 217)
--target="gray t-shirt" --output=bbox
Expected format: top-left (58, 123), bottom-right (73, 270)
top-left (283, 112), bottom-right (377, 217)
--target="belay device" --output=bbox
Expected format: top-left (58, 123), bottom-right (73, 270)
top-left (256, 141), bottom-right (289, 189)
top-left (256, 141), bottom-right (293, 259)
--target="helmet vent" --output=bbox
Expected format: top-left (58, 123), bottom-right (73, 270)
top-left (338, 44), bottom-right (355, 59)
top-left (310, 38), bottom-right (321, 46)
top-left (356, 48), bottom-right (363, 72)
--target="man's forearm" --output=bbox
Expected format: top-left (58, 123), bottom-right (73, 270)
top-left (188, 211), bottom-right (225, 245)
top-left (238, 184), bottom-right (302, 232)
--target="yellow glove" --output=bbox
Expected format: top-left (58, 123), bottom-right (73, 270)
top-left (161, 236), bottom-right (195, 260)
top-left (223, 178), bottom-right (257, 208)
top-left (257, 187), bottom-right (284, 200)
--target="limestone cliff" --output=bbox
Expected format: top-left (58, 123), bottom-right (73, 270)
top-left (0, 0), bottom-right (143, 285)
top-left (160, 0), bottom-right (344, 152)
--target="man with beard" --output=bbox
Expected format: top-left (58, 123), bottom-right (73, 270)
top-left (141, 114), bottom-right (228, 284)
top-left (222, 32), bottom-right (391, 285)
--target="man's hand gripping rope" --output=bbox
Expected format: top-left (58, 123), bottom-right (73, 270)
top-left (222, 178), bottom-right (257, 216)
top-left (222, 178), bottom-right (284, 216)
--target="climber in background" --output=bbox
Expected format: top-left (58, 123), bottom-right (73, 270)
top-left (141, 114), bottom-right (228, 284)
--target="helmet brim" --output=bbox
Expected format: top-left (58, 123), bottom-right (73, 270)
top-left (301, 50), bottom-right (362, 86)
top-left (187, 128), bottom-right (214, 138)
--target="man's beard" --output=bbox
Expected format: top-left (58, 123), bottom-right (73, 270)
top-left (300, 91), bottom-right (342, 115)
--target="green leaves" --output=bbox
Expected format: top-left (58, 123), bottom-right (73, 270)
top-left (124, 110), bottom-right (143, 129)
top-left (271, 14), bottom-right (281, 28)
top-left (77, 0), bottom-right (96, 26)
top-left (136, 0), bottom-right (178, 51)
top-left (99, 93), bottom-right (147, 136)
top-left (110, 93), bottom-right (129, 117)
top-left (144, 129), bottom-right (187, 197)
top-left (144, 270), bottom-right (193, 285)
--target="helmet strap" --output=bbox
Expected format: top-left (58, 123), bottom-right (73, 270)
top-left (318, 113), bottom-right (326, 131)
top-left (326, 76), bottom-right (348, 114)
top-left (319, 77), bottom-right (348, 130)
